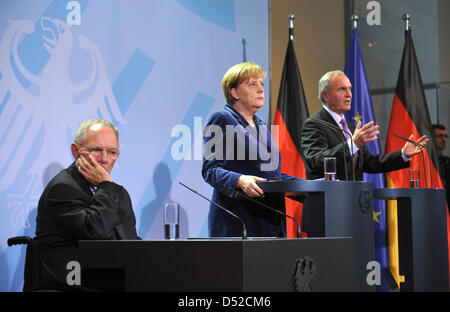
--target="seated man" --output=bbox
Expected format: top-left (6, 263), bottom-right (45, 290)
top-left (34, 119), bottom-right (138, 290)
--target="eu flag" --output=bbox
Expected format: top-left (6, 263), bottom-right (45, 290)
top-left (344, 28), bottom-right (391, 291)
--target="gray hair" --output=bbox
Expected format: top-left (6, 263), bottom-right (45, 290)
top-left (318, 70), bottom-right (346, 102)
top-left (74, 119), bottom-right (120, 148)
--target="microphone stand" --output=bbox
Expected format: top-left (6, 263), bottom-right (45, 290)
top-left (218, 184), bottom-right (302, 238)
top-left (178, 182), bottom-right (248, 239)
top-left (428, 140), bottom-right (440, 188)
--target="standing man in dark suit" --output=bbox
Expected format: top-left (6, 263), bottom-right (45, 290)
top-left (433, 124), bottom-right (450, 211)
top-left (34, 119), bottom-right (138, 290)
top-left (300, 70), bottom-right (428, 235)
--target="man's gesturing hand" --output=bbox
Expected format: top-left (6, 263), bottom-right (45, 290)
top-left (402, 134), bottom-right (429, 158)
top-left (352, 121), bottom-right (380, 148)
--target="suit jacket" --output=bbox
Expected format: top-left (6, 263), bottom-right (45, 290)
top-left (438, 154), bottom-right (450, 210)
top-left (300, 106), bottom-right (409, 235)
top-left (202, 104), bottom-right (301, 238)
top-left (35, 162), bottom-right (138, 289)
top-left (301, 106), bottom-right (409, 181)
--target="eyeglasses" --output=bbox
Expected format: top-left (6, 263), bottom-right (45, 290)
top-left (434, 134), bottom-right (448, 139)
top-left (79, 145), bottom-right (119, 160)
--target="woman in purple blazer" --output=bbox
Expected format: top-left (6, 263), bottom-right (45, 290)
top-left (202, 62), bottom-right (302, 238)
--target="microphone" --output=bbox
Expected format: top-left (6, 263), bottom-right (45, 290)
top-left (310, 117), bottom-right (355, 181)
top-left (393, 133), bottom-right (430, 188)
top-left (392, 133), bottom-right (423, 146)
top-left (217, 184), bottom-right (302, 238)
top-left (178, 182), bottom-right (248, 239)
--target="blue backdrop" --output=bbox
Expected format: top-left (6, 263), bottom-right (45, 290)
top-left (0, 0), bottom-right (269, 291)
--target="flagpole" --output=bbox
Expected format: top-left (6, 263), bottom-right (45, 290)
top-left (287, 13), bottom-right (295, 41)
top-left (276, 12), bottom-right (309, 238)
top-left (351, 14), bottom-right (359, 29)
top-left (403, 13), bottom-right (410, 31)
top-left (401, 13), bottom-right (433, 188)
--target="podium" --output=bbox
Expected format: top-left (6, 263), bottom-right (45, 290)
top-left (258, 180), bottom-right (374, 291)
top-left (374, 188), bottom-right (449, 291)
top-left (79, 238), bottom-right (354, 292)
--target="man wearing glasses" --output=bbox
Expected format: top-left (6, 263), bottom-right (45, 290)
top-left (433, 124), bottom-right (450, 211)
top-left (34, 119), bottom-right (138, 290)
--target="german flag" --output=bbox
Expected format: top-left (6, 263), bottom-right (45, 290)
top-left (385, 29), bottom-right (450, 286)
top-left (273, 38), bottom-right (309, 238)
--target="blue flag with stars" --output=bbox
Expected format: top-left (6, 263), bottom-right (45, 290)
top-left (344, 28), bottom-right (391, 291)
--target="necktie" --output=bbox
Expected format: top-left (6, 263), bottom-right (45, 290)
top-left (90, 186), bottom-right (98, 194)
top-left (340, 118), bottom-right (357, 165)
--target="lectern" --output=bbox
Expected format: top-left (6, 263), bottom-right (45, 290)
top-left (79, 238), bottom-right (354, 292)
top-left (374, 188), bottom-right (449, 291)
top-left (258, 180), bottom-right (374, 291)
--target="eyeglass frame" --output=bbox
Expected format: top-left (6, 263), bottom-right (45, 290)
top-left (77, 144), bottom-right (120, 160)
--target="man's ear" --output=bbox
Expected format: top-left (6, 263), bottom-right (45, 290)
top-left (320, 90), bottom-right (328, 103)
top-left (71, 143), bottom-right (79, 159)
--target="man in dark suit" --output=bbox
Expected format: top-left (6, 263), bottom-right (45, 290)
top-left (433, 124), bottom-right (450, 211)
top-left (34, 119), bottom-right (138, 290)
top-left (300, 70), bottom-right (428, 235)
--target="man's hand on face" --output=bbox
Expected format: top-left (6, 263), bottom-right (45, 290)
top-left (76, 154), bottom-right (112, 186)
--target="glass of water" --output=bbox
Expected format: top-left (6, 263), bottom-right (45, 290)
top-left (409, 169), bottom-right (420, 188)
top-left (164, 202), bottom-right (179, 240)
top-left (324, 157), bottom-right (337, 181)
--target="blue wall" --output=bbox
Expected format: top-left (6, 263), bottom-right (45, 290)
top-left (0, 0), bottom-right (269, 291)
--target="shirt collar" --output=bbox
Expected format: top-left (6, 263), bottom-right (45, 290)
top-left (323, 104), bottom-right (345, 128)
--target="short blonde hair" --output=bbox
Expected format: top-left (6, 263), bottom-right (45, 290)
top-left (221, 62), bottom-right (267, 105)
